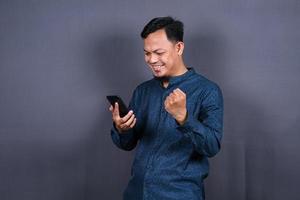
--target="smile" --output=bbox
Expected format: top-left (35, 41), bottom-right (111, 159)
top-left (152, 65), bottom-right (164, 70)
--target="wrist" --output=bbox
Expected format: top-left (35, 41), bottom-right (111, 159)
top-left (113, 122), bottom-right (123, 133)
top-left (175, 110), bottom-right (187, 126)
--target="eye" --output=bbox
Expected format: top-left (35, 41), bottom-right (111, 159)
top-left (156, 52), bottom-right (164, 56)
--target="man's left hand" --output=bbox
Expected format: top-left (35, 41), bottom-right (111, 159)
top-left (164, 88), bottom-right (187, 125)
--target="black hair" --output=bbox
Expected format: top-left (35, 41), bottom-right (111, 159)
top-left (140, 16), bottom-right (184, 42)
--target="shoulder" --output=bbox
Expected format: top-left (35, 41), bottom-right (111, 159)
top-left (192, 72), bottom-right (222, 94)
top-left (186, 72), bottom-right (223, 106)
top-left (134, 78), bottom-right (157, 92)
top-left (129, 78), bottom-right (157, 104)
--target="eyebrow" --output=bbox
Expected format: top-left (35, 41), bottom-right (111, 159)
top-left (143, 48), bottom-right (165, 53)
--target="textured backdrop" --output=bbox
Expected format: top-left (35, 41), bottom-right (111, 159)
top-left (0, 0), bottom-right (299, 199)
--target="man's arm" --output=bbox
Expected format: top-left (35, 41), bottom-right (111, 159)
top-left (165, 86), bottom-right (223, 157)
top-left (110, 89), bottom-right (140, 151)
top-left (176, 86), bottom-right (224, 157)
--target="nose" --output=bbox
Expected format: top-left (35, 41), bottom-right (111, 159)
top-left (148, 54), bottom-right (159, 64)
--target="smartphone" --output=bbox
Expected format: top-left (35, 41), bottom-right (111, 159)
top-left (106, 95), bottom-right (129, 117)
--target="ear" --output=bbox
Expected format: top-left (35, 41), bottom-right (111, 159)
top-left (175, 42), bottom-right (184, 56)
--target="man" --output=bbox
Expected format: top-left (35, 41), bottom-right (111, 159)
top-left (109, 16), bottom-right (223, 200)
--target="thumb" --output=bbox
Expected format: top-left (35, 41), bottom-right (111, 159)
top-left (113, 102), bottom-right (120, 118)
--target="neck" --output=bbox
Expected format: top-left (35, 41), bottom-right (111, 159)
top-left (162, 81), bottom-right (169, 88)
top-left (162, 64), bottom-right (189, 88)
top-left (172, 60), bottom-right (187, 76)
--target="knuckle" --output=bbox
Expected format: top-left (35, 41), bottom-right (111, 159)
top-left (117, 121), bottom-right (122, 127)
top-left (118, 119), bottom-right (124, 125)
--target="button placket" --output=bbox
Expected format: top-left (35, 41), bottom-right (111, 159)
top-left (143, 91), bottom-right (165, 186)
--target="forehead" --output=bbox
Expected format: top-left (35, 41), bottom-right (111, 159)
top-left (143, 29), bottom-right (173, 51)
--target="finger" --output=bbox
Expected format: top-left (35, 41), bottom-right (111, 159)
top-left (112, 102), bottom-right (120, 119)
top-left (120, 110), bottom-right (134, 123)
top-left (120, 114), bottom-right (135, 129)
top-left (172, 89), bottom-right (185, 102)
top-left (129, 118), bottom-right (137, 128)
top-left (168, 92), bottom-right (176, 100)
top-left (165, 96), bottom-right (171, 104)
top-left (172, 89), bottom-right (181, 97)
top-left (166, 97), bottom-right (174, 106)
top-left (164, 101), bottom-right (169, 111)
top-left (164, 98), bottom-right (168, 107)
top-left (171, 92), bottom-right (180, 100)
top-left (109, 105), bottom-right (113, 112)
top-left (174, 88), bottom-right (186, 96)
top-left (169, 94), bottom-right (176, 103)
top-left (124, 113), bottom-right (135, 127)
top-left (171, 89), bottom-right (178, 95)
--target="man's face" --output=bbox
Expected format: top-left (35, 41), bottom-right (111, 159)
top-left (143, 29), bottom-right (182, 78)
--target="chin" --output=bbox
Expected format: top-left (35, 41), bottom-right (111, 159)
top-left (151, 69), bottom-right (166, 77)
top-left (153, 72), bottom-right (166, 78)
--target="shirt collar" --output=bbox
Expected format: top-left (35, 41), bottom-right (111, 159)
top-left (154, 67), bottom-right (195, 88)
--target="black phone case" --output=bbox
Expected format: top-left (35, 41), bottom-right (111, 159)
top-left (106, 95), bottom-right (129, 117)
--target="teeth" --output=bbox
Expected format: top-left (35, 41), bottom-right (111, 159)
top-left (153, 65), bottom-right (163, 69)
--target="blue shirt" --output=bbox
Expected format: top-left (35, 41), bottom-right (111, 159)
top-left (111, 68), bottom-right (223, 200)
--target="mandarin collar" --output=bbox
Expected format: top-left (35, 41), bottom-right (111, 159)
top-left (154, 67), bottom-right (195, 88)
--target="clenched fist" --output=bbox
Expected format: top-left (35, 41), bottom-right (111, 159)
top-left (109, 102), bottom-right (137, 133)
top-left (164, 88), bottom-right (187, 125)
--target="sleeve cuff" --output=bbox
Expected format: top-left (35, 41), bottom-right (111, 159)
top-left (111, 123), bottom-right (134, 140)
top-left (175, 112), bottom-right (207, 150)
top-left (176, 111), bottom-right (206, 136)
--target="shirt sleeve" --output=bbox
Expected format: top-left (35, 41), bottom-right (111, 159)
top-left (176, 85), bottom-right (224, 157)
top-left (110, 88), bottom-right (141, 151)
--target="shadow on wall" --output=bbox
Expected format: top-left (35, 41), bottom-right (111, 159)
top-left (82, 31), bottom-right (146, 200)
top-left (186, 28), bottom-right (300, 199)
top-left (185, 31), bottom-right (278, 199)
top-left (184, 31), bottom-right (226, 82)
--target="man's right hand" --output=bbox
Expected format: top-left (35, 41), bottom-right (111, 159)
top-left (109, 102), bottom-right (137, 133)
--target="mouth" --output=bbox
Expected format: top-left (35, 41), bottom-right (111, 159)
top-left (151, 65), bottom-right (165, 72)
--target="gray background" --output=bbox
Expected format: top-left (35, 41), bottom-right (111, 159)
top-left (0, 0), bottom-right (299, 199)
